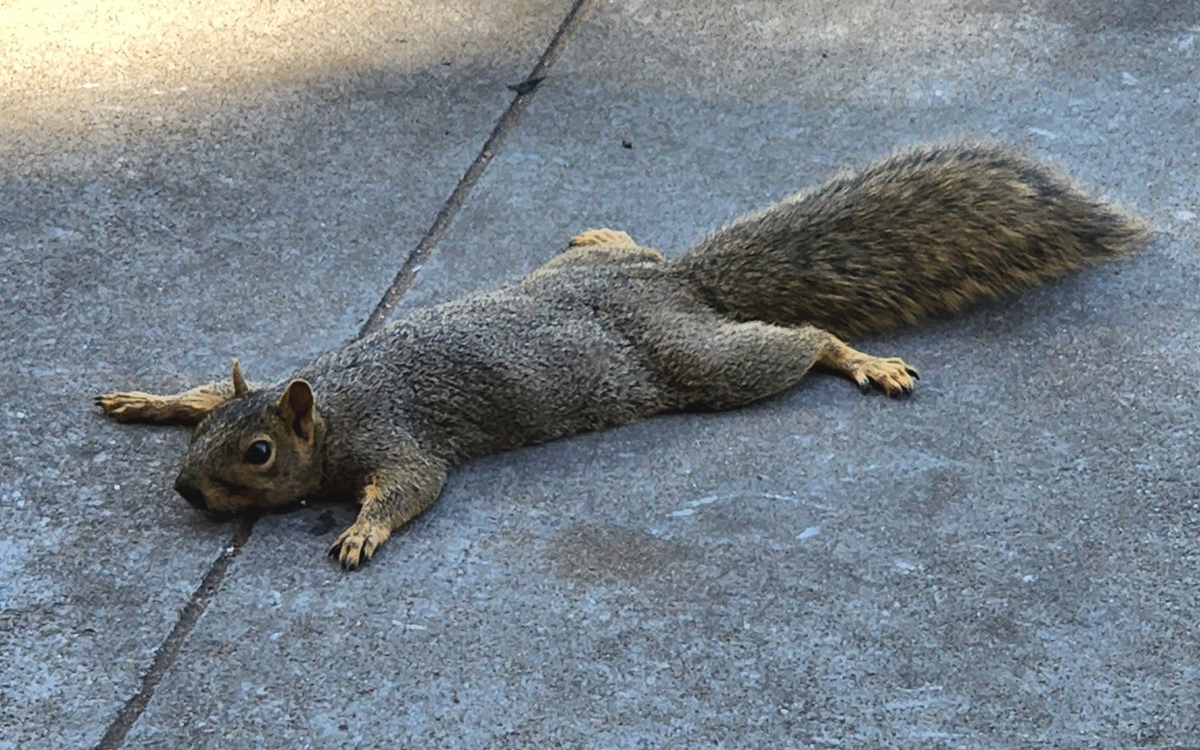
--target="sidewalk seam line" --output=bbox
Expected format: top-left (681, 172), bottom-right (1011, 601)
top-left (359, 0), bottom-right (595, 336)
top-left (93, 2), bottom-right (594, 747)
top-left (93, 517), bottom-right (255, 750)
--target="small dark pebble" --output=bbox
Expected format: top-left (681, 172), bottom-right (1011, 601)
top-left (622, 139), bottom-right (633, 149)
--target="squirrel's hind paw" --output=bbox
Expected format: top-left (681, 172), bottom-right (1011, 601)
top-left (817, 338), bottom-right (919, 398)
top-left (851, 357), bottom-right (919, 397)
top-left (568, 228), bottom-right (637, 248)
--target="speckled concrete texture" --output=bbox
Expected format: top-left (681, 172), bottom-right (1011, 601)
top-left (0, 2), bottom-right (570, 748)
top-left (4, 1), bottom-right (1199, 748)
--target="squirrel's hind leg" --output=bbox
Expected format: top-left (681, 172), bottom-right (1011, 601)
top-left (567, 228), bottom-right (639, 248)
top-left (526, 228), bottom-right (664, 281)
top-left (566, 228), bottom-right (662, 264)
top-left (652, 317), bottom-right (918, 409)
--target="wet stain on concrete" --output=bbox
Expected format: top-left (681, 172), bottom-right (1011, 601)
top-left (548, 522), bottom-right (692, 585)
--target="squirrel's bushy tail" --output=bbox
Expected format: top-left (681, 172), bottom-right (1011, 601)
top-left (669, 141), bottom-right (1150, 339)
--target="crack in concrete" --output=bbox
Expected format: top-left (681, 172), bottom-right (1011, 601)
top-left (92, 517), bottom-right (256, 750)
top-left (91, 1), bottom-right (594, 747)
top-left (360, 0), bottom-right (596, 336)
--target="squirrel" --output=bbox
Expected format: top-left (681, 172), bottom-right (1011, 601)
top-left (96, 141), bottom-right (1149, 569)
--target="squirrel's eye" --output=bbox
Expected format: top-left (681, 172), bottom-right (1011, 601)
top-left (243, 440), bottom-right (272, 465)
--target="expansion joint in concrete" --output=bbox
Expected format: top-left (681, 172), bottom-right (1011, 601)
top-left (91, 2), bottom-right (593, 747)
top-left (360, 0), bottom-right (596, 336)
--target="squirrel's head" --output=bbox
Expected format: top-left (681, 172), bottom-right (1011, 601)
top-left (174, 361), bottom-right (325, 514)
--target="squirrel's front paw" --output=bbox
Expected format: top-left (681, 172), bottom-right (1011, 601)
top-left (328, 520), bottom-right (392, 571)
top-left (568, 228), bottom-right (636, 248)
top-left (95, 392), bottom-right (163, 422)
top-left (850, 356), bottom-right (919, 397)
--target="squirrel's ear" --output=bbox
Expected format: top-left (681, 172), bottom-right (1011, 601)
top-left (231, 359), bottom-right (250, 398)
top-left (277, 379), bottom-right (315, 442)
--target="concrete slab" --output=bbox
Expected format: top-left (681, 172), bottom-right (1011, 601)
top-left (0, 2), bottom-right (571, 748)
top-left (27, 0), bottom-right (1199, 748)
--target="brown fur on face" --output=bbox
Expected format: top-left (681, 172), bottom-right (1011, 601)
top-left (175, 378), bottom-right (325, 513)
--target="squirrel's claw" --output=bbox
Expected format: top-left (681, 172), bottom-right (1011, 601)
top-left (328, 520), bottom-right (390, 571)
top-left (96, 392), bottom-right (149, 421)
top-left (847, 355), bottom-right (918, 398)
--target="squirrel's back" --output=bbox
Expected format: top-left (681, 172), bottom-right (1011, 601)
top-left (669, 141), bottom-right (1150, 338)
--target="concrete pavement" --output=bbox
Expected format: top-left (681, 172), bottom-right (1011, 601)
top-left (2, 1), bottom-right (1198, 748)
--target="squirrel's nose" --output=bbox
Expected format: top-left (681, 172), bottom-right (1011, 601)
top-left (174, 474), bottom-right (207, 510)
